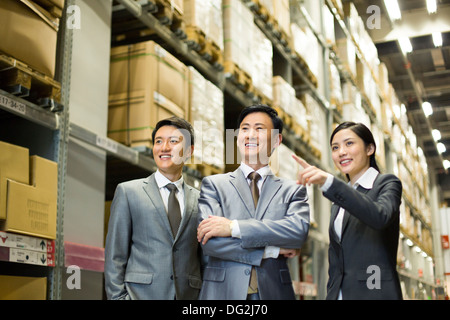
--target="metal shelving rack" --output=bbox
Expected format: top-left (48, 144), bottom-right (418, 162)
top-left (0, 0), bottom-right (443, 300)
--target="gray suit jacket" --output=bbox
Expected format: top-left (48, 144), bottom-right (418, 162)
top-left (104, 173), bottom-right (202, 300)
top-left (198, 168), bottom-right (310, 300)
top-left (324, 173), bottom-right (403, 300)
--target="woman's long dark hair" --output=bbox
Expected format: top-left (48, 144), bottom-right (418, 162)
top-left (330, 122), bottom-right (380, 179)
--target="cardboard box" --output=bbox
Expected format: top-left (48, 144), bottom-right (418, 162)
top-left (223, 0), bottom-right (254, 76)
top-left (0, 0), bottom-right (59, 77)
top-left (108, 41), bottom-right (189, 146)
top-left (1, 156), bottom-right (57, 239)
top-left (183, 0), bottom-right (223, 49)
top-left (0, 275), bottom-right (47, 300)
top-left (188, 67), bottom-right (224, 169)
top-left (0, 141), bottom-right (30, 220)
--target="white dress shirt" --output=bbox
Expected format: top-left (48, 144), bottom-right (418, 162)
top-left (231, 162), bottom-right (280, 259)
top-left (155, 170), bottom-right (185, 216)
top-left (320, 166), bottom-right (379, 299)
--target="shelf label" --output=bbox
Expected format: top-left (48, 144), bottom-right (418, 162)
top-left (96, 135), bottom-right (118, 154)
top-left (0, 93), bottom-right (26, 115)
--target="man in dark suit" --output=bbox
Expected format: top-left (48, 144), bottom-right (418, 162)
top-left (105, 116), bottom-right (202, 300)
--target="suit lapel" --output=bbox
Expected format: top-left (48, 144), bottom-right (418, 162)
top-left (340, 185), bottom-right (371, 239)
top-left (330, 204), bottom-right (341, 242)
top-left (142, 173), bottom-right (173, 238)
top-left (229, 169), bottom-right (254, 218)
top-left (256, 174), bottom-right (282, 220)
top-left (174, 182), bottom-right (195, 242)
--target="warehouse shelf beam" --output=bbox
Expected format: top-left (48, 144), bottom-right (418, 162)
top-left (0, 89), bottom-right (60, 130)
top-left (69, 123), bottom-right (157, 173)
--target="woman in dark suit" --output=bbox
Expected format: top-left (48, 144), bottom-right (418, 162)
top-left (293, 121), bottom-right (403, 300)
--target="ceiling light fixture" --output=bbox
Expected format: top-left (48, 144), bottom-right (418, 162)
top-left (432, 129), bottom-right (442, 141)
top-left (426, 0), bottom-right (437, 14)
top-left (383, 0), bottom-right (402, 21)
top-left (398, 37), bottom-right (413, 54)
top-left (444, 160), bottom-right (450, 170)
top-left (432, 31), bottom-right (443, 47)
top-left (422, 101), bottom-right (433, 117)
top-left (437, 142), bottom-right (446, 154)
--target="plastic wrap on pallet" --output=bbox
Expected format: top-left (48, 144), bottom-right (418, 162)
top-left (335, 37), bottom-right (356, 78)
top-left (270, 143), bottom-right (298, 180)
top-left (184, 0), bottom-right (223, 49)
top-left (188, 67), bottom-right (224, 170)
top-left (251, 23), bottom-right (273, 100)
top-left (329, 61), bottom-right (342, 108)
top-left (274, 0), bottom-right (290, 39)
top-left (290, 23), bottom-right (320, 81)
top-left (223, 0), bottom-right (254, 76)
top-left (273, 76), bottom-right (296, 116)
top-left (323, 4), bottom-right (335, 44)
top-left (304, 94), bottom-right (326, 157)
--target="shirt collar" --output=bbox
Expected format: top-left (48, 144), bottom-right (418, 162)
top-left (155, 170), bottom-right (184, 191)
top-left (352, 167), bottom-right (379, 189)
top-left (239, 162), bottom-right (273, 180)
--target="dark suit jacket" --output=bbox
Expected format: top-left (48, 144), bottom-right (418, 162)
top-left (323, 173), bottom-right (403, 300)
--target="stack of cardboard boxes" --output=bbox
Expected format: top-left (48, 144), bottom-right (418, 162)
top-left (108, 41), bottom-right (190, 147)
top-left (0, 0), bottom-right (65, 78)
top-left (0, 141), bottom-right (58, 240)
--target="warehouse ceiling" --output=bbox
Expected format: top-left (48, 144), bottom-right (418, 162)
top-left (349, 0), bottom-right (450, 205)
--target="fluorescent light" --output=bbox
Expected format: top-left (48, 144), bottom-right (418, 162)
top-left (414, 246), bottom-right (422, 253)
top-left (437, 142), bottom-right (446, 154)
top-left (398, 37), bottom-right (413, 54)
top-left (432, 129), bottom-right (442, 141)
top-left (422, 101), bottom-right (433, 117)
top-left (444, 160), bottom-right (450, 169)
top-left (427, 0), bottom-right (437, 14)
top-left (406, 239), bottom-right (414, 247)
top-left (384, 0), bottom-right (402, 20)
top-left (432, 32), bottom-right (442, 47)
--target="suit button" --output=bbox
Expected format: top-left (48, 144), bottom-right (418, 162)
top-left (245, 269), bottom-right (251, 276)
top-left (170, 275), bottom-right (174, 280)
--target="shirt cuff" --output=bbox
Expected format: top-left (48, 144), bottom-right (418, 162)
top-left (231, 220), bottom-right (241, 238)
top-left (320, 174), bottom-right (334, 192)
top-left (263, 246), bottom-right (280, 259)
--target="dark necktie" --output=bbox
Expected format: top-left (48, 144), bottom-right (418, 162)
top-left (247, 171), bottom-right (261, 294)
top-left (166, 183), bottom-right (181, 237)
top-left (248, 171), bottom-right (261, 209)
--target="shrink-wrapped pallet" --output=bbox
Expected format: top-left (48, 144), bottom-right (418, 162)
top-left (188, 67), bottom-right (224, 170)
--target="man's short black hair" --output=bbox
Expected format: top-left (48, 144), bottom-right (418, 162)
top-left (236, 104), bottom-right (283, 134)
top-left (152, 116), bottom-right (195, 147)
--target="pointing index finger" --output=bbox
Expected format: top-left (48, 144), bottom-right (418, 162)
top-left (292, 154), bottom-right (311, 168)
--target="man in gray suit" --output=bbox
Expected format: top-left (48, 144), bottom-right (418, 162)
top-left (105, 116), bottom-right (202, 300)
top-left (197, 104), bottom-right (310, 300)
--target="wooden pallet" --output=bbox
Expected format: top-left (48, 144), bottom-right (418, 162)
top-left (291, 52), bottom-right (318, 88)
top-left (273, 106), bottom-right (293, 128)
top-left (249, 87), bottom-right (272, 107)
top-left (151, 0), bottom-right (186, 38)
top-left (33, 0), bottom-right (63, 18)
top-left (223, 61), bottom-right (253, 92)
top-left (185, 25), bottom-right (224, 70)
top-left (185, 25), bottom-right (207, 52)
top-left (0, 54), bottom-right (62, 111)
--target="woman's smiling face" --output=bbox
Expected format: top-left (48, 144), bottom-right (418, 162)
top-left (331, 128), bottom-right (374, 183)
